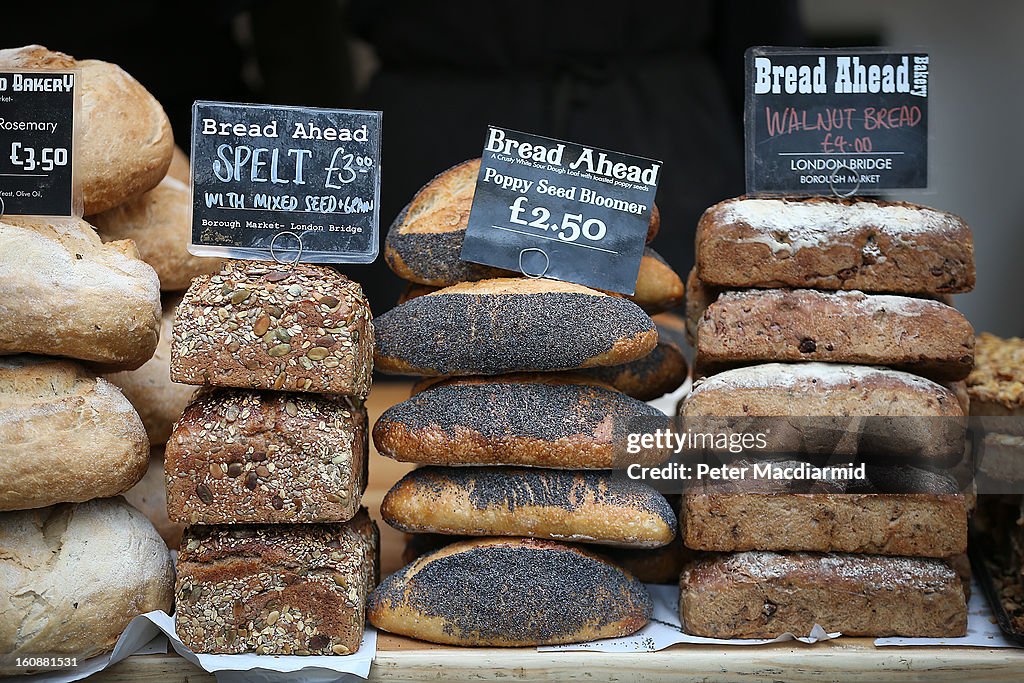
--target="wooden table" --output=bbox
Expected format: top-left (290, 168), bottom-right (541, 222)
top-left (91, 382), bottom-right (1024, 682)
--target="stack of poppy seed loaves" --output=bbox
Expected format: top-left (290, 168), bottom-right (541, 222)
top-left (365, 160), bottom-right (691, 647)
top-left (678, 196), bottom-right (978, 639)
top-left (166, 260), bottom-right (378, 656)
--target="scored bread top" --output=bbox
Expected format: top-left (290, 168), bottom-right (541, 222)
top-left (396, 159), bottom-right (480, 235)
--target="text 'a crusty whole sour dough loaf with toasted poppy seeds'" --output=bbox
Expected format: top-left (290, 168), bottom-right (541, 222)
top-left (381, 466), bottom-right (677, 547)
top-left (373, 278), bottom-right (657, 376)
top-left (170, 260), bottom-right (373, 396)
top-left (368, 537), bottom-right (651, 646)
top-left (373, 374), bottom-right (666, 468)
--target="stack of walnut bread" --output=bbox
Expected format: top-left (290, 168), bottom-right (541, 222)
top-left (0, 46), bottom-right (177, 672)
top-left (679, 195), bottom-right (977, 638)
top-left (166, 260), bottom-right (378, 656)
top-left (365, 159), bottom-right (691, 646)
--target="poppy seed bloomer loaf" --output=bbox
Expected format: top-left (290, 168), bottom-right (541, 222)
top-left (373, 278), bottom-right (658, 376)
top-left (582, 315), bottom-right (689, 400)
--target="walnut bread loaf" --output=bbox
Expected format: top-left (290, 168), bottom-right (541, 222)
top-left (368, 537), bottom-right (651, 646)
top-left (696, 289), bottom-right (975, 381)
top-left (0, 356), bottom-right (149, 511)
top-left (0, 216), bottom-right (161, 370)
top-left (967, 333), bottom-right (1024, 416)
top-left (166, 389), bottom-right (367, 524)
top-left (696, 196), bottom-right (975, 295)
top-left (381, 466), bottom-right (677, 547)
top-left (175, 509), bottom-right (378, 655)
top-left (374, 374), bottom-right (664, 468)
top-left (679, 551), bottom-right (967, 638)
top-left (0, 498), bottom-right (173, 671)
top-left (170, 260), bottom-right (373, 396)
top-left (374, 278), bottom-right (657, 376)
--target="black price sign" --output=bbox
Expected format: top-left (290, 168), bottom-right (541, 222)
top-left (190, 101), bottom-right (381, 263)
top-left (0, 70), bottom-right (76, 216)
top-left (746, 48), bottom-right (929, 195)
top-left (462, 127), bottom-right (660, 295)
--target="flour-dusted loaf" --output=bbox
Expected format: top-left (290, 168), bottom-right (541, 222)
top-left (374, 278), bottom-right (657, 376)
top-left (369, 537), bottom-right (651, 646)
top-left (679, 551), bottom-right (967, 638)
top-left (92, 175), bottom-right (222, 291)
top-left (166, 389), bottom-right (367, 524)
top-left (123, 450), bottom-right (185, 549)
top-left (0, 498), bottom-right (173, 670)
top-left (967, 333), bottom-right (1024, 416)
top-left (104, 297), bottom-right (196, 445)
top-left (382, 466), bottom-right (676, 547)
top-left (175, 510), bottom-right (378, 655)
top-left (0, 46), bottom-right (173, 215)
top-left (374, 374), bottom-right (664, 468)
top-left (583, 314), bottom-right (689, 400)
top-left (0, 216), bottom-right (161, 370)
top-left (0, 356), bottom-right (149, 511)
top-left (697, 289), bottom-right (975, 381)
top-left (170, 260), bottom-right (373, 396)
top-left (696, 196), bottom-right (975, 294)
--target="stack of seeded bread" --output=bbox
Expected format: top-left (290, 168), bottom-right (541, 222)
top-left (166, 260), bottom-right (378, 656)
top-left (678, 196), bottom-right (977, 639)
top-left (365, 160), bottom-right (691, 646)
top-left (0, 46), bottom-right (175, 672)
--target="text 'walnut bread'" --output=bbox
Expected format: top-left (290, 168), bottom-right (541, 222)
top-left (368, 537), bottom-right (651, 646)
top-left (175, 509), bottom-right (378, 655)
top-left (374, 278), bottom-right (657, 376)
top-left (374, 374), bottom-right (664, 469)
top-left (697, 196), bottom-right (975, 295)
top-left (0, 499), bottom-right (173, 670)
top-left (679, 551), bottom-right (967, 638)
top-left (0, 216), bottom-right (161, 370)
top-left (166, 389), bottom-right (367, 525)
top-left (0, 356), bottom-right (149, 511)
top-left (0, 45), bottom-right (173, 215)
top-left (381, 466), bottom-right (676, 547)
top-left (696, 289), bottom-right (975, 381)
top-left (171, 260), bottom-right (373, 396)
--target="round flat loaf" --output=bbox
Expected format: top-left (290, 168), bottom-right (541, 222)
top-left (582, 315), bottom-right (689, 400)
top-left (0, 498), bottom-right (173, 665)
top-left (368, 537), bottom-right (651, 646)
top-left (0, 46), bottom-right (173, 215)
top-left (385, 158), bottom-right (659, 286)
top-left (374, 374), bottom-right (664, 468)
top-left (382, 466), bottom-right (677, 547)
top-left (374, 278), bottom-right (657, 376)
top-left (92, 175), bottom-right (222, 291)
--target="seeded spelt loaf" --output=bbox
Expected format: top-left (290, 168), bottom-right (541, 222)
top-left (697, 196), bottom-right (975, 295)
top-left (170, 260), bottom-right (373, 396)
top-left (679, 551), bottom-right (967, 638)
top-left (166, 388), bottom-right (367, 524)
top-left (175, 509), bottom-right (378, 655)
top-left (369, 537), bottom-right (651, 646)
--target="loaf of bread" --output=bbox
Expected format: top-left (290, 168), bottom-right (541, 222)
top-left (0, 216), bottom-right (161, 370)
top-left (685, 268), bottom-right (718, 346)
top-left (166, 389), bottom-right (367, 524)
top-left (583, 314), bottom-right (689, 400)
top-left (382, 466), bottom-right (676, 547)
top-left (0, 46), bottom-right (173, 215)
top-left (374, 374), bottom-right (664, 468)
top-left (696, 289), bottom-right (975, 381)
top-left (967, 333), bottom-right (1024, 416)
top-left (0, 356), bottom-right (149, 511)
top-left (168, 145), bottom-right (190, 185)
top-left (170, 260), bottom-right (373, 396)
top-left (104, 296), bottom-right (195, 444)
top-left (697, 196), bottom-right (975, 294)
top-left (0, 498), bottom-right (173, 669)
top-left (679, 551), bottom-right (967, 638)
top-left (603, 534), bottom-right (693, 585)
top-left (91, 175), bottom-right (222, 291)
top-left (369, 537), bottom-right (651, 646)
top-left (123, 450), bottom-right (185, 549)
top-left (375, 278), bottom-right (657, 376)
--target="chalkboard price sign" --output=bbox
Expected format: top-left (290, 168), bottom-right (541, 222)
top-left (190, 101), bottom-right (381, 263)
top-left (0, 70), bottom-right (77, 217)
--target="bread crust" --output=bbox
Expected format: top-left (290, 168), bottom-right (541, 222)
top-left (583, 317), bottom-right (689, 400)
top-left (967, 333), bottom-right (1024, 415)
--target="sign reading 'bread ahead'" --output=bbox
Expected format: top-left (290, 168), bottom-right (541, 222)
top-left (0, 70), bottom-right (77, 217)
top-left (746, 47), bottom-right (929, 196)
top-left (462, 126), bottom-right (660, 295)
top-left (189, 101), bottom-right (381, 263)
